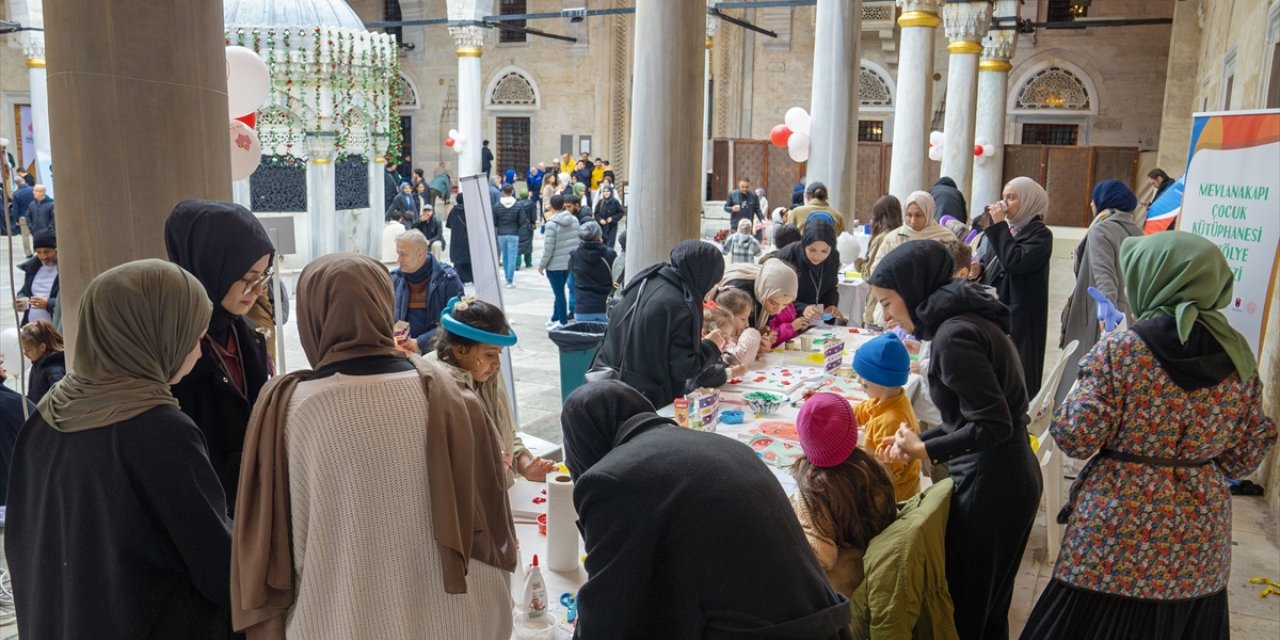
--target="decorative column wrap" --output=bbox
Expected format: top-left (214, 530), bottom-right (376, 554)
top-left (970, 0), bottom-right (1017, 219)
top-left (450, 25), bottom-right (486, 178)
top-left (887, 0), bottom-right (942, 201)
top-left (939, 1), bottom-right (991, 206)
top-left (307, 131), bottom-right (338, 257)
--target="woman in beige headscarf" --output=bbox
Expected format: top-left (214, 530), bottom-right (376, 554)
top-left (5, 259), bottom-right (238, 640)
top-left (865, 191), bottom-right (957, 327)
top-left (721, 257), bottom-right (802, 348)
top-left (231, 253), bottom-right (516, 640)
top-left (974, 175), bottom-right (1054, 397)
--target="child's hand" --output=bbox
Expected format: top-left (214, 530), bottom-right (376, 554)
top-left (803, 305), bottom-right (822, 322)
top-left (891, 423), bottom-right (925, 461)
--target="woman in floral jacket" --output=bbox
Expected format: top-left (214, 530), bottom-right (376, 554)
top-left (1022, 231), bottom-right (1276, 640)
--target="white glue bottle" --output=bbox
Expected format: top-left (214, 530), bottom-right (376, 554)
top-left (523, 554), bottom-right (549, 619)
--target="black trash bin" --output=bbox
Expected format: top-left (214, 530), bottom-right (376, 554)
top-left (548, 322), bottom-right (609, 402)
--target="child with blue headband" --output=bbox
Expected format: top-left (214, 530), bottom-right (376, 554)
top-left (426, 296), bottom-right (555, 485)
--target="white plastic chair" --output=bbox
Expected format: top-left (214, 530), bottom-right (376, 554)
top-left (1030, 339), bottom-right (1079, 555)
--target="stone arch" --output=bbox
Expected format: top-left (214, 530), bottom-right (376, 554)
top-left (1008, 57), bottom-right (1099, 115)
top-left (485, 66), bottom-right (540, 110)
top-left (398, 72), bottom-right (421, 111)
top-left (859, 59), bottom-right (896, 112)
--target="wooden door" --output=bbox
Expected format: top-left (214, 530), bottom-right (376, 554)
top-left (711, 139), bottom-right (730, 200)
top-left (495, 116), bottom-right (530, 178)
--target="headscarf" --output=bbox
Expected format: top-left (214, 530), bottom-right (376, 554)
top-left (1091, 179), bottom-right (1138, 213)
top-left (562, 379), bottom-right (659, 480)
top-left (232, 254), bottom-right (516, 637)
top-left (165, 200), bottom-right (275, 335)
top-left (901, 191), bottom-right (938, 236)
top-left (866, 240), bottom-right (954, 336)
top-left (1120, 231), bottom-right (1255, 379)
top-left (756, 258), bottom-right (800, 304)
top-left (778, 219), bottom-right (840, 306)
top-left (670, 240), bottom-right (725, 331)
top-left (1005, 176), bottom-right (1049, 227)
top-left (37, 259), bottom-right (211, 432)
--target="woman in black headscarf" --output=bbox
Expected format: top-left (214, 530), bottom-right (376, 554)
top-left (165, 200), bottom-right (275, 512)
top-left (592, 240), bottom-right (727, 407)
top-left (777, 218), bottom-right (843, 321)
top-left (447, 191), bottom-right (474, 283)
top-left (562, 380), bottom-right (853, 639)
top-left (870, 240), bottom-right (1042, 640)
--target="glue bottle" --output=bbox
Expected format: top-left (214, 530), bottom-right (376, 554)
top-left (523, 554), bottom-right (548, 619)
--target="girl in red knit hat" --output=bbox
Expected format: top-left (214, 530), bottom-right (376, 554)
top-left (791, 392), bottom-right (897, 597)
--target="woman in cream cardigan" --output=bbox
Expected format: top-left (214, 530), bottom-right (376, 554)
top-left (865, 191), bottom-right (957, 326)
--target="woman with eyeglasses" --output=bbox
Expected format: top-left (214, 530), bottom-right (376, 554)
top-left (164, 200), bottom-right (276, 514)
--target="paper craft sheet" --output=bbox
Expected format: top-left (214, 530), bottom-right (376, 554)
top-left (731, 365), bottom-right (826, 394)
top-left (805, 374), bottom-right (870, 404)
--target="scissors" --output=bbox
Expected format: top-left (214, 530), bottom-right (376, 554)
top-left (560, 592), bottom-right (578, 623)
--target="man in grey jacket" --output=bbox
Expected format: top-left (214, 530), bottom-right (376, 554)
top-left (539, 194), bottom-right (580, 329)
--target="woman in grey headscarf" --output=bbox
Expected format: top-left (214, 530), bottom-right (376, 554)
top-left (6, 260), bottom-right (236, 640)
top-left (975, 176), bottom-right (1055, 397)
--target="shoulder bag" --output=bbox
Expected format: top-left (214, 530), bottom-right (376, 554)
top-left (584, 278), bottom-right (647, 383)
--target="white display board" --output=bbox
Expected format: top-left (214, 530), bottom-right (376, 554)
top-left (1179, 109), bottom-right (1280, 357)
top-left (459, 174), bottom-right (519, 424)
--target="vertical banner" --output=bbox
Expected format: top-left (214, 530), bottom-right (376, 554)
top-left (1179, 109), bottom-right (1280, 357)
top-left (459, 174), bottom-right (519, 425)
top-left (18, 105), bottom-right (34, 173)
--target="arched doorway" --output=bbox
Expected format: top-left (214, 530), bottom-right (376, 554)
top-left (486, 67), bottom-right (540, 179)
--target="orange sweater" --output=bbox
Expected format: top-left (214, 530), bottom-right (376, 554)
top-left (855, 392), bottom-right (921, 502)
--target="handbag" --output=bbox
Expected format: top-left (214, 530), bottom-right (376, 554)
top-left (584, 279), bottom-right (647, 383)
top-left (602, 257), bottom-right (622, 312)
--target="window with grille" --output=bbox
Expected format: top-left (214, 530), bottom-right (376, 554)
top-left (1046, 0), bottom-right (1087, 23)
top-left (499, 0), bottom-right (527, 44)
top-left (497, 117), bottom-right (531, 178)
top-left (857, 120), bottom-right (884, 142)
top-left (1021, 123), bottom-right (1079, 145)
top-left (383, 0), bottom-right (403, 44)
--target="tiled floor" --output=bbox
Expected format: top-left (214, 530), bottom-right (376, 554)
top-left (0, 224), bottom-right (1276, 638)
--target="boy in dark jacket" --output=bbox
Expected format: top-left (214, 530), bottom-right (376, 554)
top-left (568, 222), bottom-right (617, 322)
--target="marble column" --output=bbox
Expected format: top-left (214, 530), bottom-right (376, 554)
top-left (625, 0), bottom-right (705, 281)
top-left (451, 26), bottom-right (485, 179)
top-left (367, 137), bottom-right (388, 259)
top-left (306, 133), bottom-right (338, 259)
top-left (24, 35), bottom-right (55, 196)
top-left (888, 0), bottom-right (942, 201)
top-left (43, 0), bottom-right (232, 354)
top-left (807, 0), bottom-right (862, 214)
top-left (940, 1), bottom-right (990, 205)
top-left (970, 1), bottom-right (1017, 218)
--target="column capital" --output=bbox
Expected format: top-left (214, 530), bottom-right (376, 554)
top-left (306, 131), bottom-right (338, 163)
top-left (896, 0), bottom-right (942, 28)
top-left (23, 31), bottom-right (45, 63)
top-left (943, 1), bottom-right (991, 45)
top-left (980, 28), bottom-right (1017, 64)
top-left (449, 25), bottom-right (486, 56)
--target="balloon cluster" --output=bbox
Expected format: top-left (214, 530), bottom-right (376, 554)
top-left (973, 138), bottom-right (997, 164)
top-left (928, 131), bottom-right (944, 162)
top-left (444, 128), bottom-right (467, 154)
top-left (226, 46), bottom-right (270, 181)
top-left (768, 107), bottom-right (812, 163)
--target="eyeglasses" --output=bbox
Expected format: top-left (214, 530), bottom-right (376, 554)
top-left (240, 268), bottom-right (275, 295)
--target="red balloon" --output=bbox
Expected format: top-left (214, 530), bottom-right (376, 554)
top-left (769, 124), bottom-right (792, 148)
top-left (445, 137), bottom-right (455, 147)
top-left (974, 144), bottom-right (984, 157)
top-left (235, 113), bottom-right (256, 129)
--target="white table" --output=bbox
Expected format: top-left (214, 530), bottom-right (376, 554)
top-left (837, 278), bottom-right (869, 327)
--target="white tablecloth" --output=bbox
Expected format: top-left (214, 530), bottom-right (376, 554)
top-left (837, 279), bottom-right (869, 326)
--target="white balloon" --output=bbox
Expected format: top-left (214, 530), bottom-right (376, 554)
top-left (983, 144), bottom-right (996, 158)
top-left (928, 145), bottom-right (943, 162)
top-left (453, 132), bottom-right (467, 144)
top-left (784, 107), bottom-right (811, 135)
top-left (448, 129), bottom-right (459, 139)
top-left (226, 46), bottom-right (271, 117)
top-left (787, 131), bottom-right (810, 162)
top-left (229, 120), bottom-right (262, 181)
top-left (452, 144), bottom-right (464, 154)
top-left (930, 131), bottom-right (944, 147)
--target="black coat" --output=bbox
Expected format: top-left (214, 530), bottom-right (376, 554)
top-left (446, 201), bottom-right (471, 265)
top-left (914, 281), bottom-right (1042, 639)
top-left (594, 196), bottom-right (625, 245)
top-left (26, 198), bottom-right (55, 234)
top-left (979, 218), bottom-right (1053, 397)
top-left (572, 416), bottom-right (851, 639)
top-left (723, 189), bottom-right (762, 230)
top-left (492, 200), bottom-right (522, 236)
top-left (930, 177), bottom-right (969, 223)
top-left (777, 222), bottom-right (841, 317)
top-left (27, 350), bottom-right (66, 404)
top-left (481, 146), bottom-right (494, 174)
top-left (517, 200), bottom-right (537, 254)
top-left (6, 407), bottom-right (235, 640)
top-left (569, 242), bottom-right (617, 315)
top-left (415, 213), bottom-right (445, 250)
top-left (0, 384), bottom-right (35, 505)
top-left (17, 256), bottom-right (59, 324)
top-left (170, 317), bottom-right (271, 514)
top-left (594, 267), bottom-right (721, 407)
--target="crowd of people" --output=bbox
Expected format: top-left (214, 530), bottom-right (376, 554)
top-left (0, 160), bottom-right (1272, 640)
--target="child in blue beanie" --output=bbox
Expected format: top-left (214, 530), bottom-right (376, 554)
top-left (854, 333), bottom-right (921, 501)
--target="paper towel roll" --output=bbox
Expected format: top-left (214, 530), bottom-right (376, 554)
top-left (545, 473), bottom-right (578, 572)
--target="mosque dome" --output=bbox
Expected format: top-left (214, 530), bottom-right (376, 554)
top-left (223, 0), bottom-right (366, 31)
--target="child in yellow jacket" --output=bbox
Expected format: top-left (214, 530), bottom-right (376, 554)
top-left (853, 333), bottom-right (921, 501)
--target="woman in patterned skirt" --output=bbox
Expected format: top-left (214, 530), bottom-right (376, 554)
top-left (1021, 231), bottom-right (1277, 639)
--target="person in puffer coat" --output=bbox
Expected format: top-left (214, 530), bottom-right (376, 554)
top-left (539, 196), bottom-right (580, 328)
